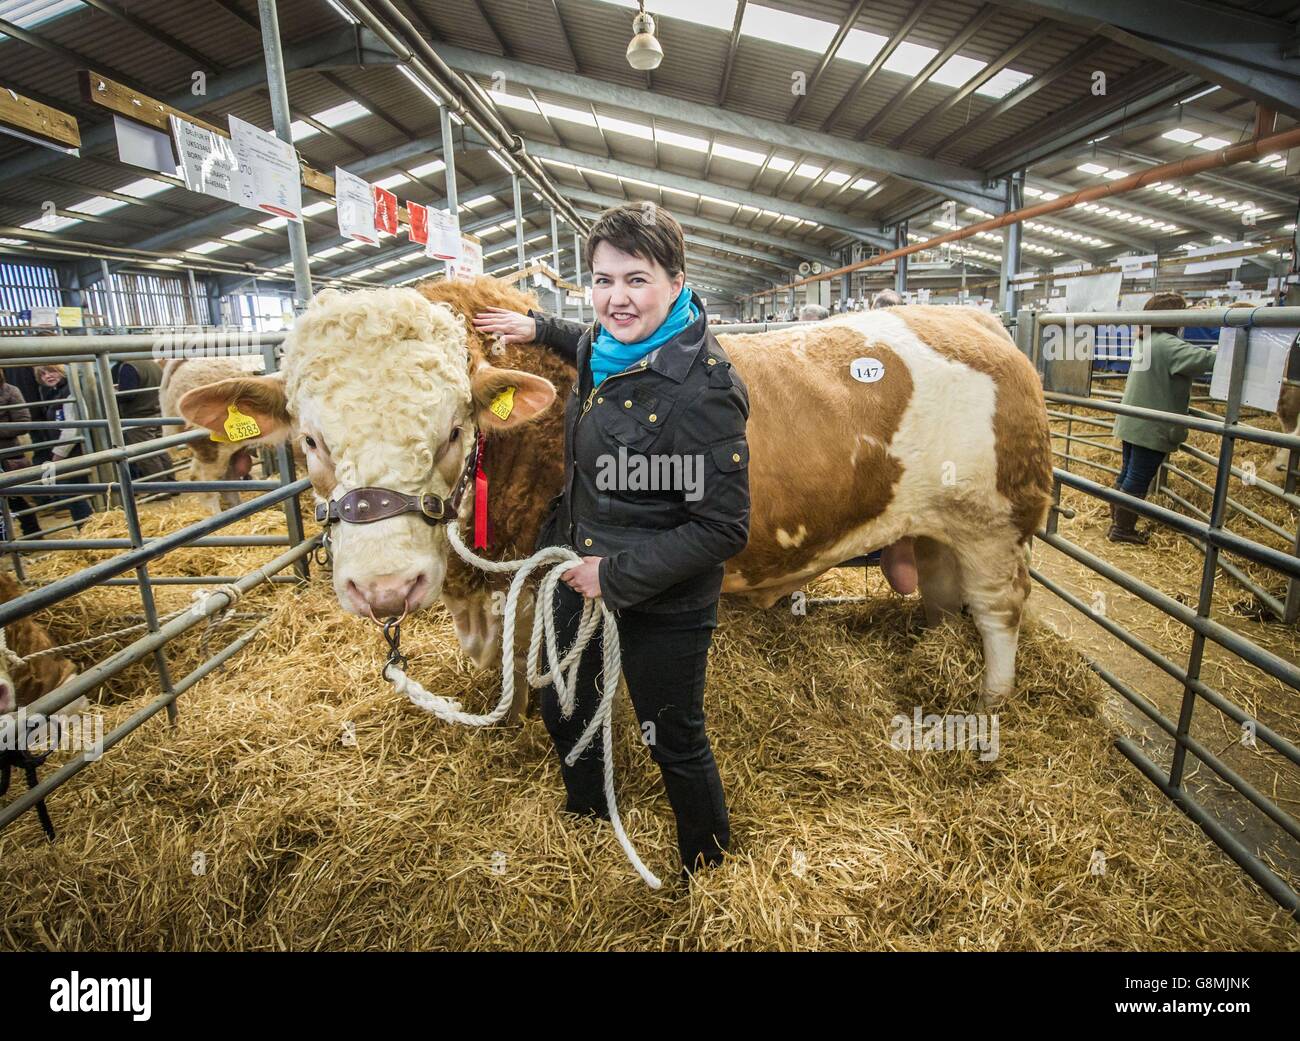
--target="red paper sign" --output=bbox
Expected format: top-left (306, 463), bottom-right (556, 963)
top-left (407, 200), bottom-right (428, 245)
top-left (373, 186), bottom-right (398, 234)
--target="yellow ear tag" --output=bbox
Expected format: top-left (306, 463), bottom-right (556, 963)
top-left (222, 403), bottom-right (261, 442)
top-left (490, 386), bottom-right (516, 421)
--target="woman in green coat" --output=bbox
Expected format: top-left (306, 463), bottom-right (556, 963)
top-left (1110, 292), bottom-right (1218, 544)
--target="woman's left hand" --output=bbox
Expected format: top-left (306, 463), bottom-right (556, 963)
top-left (562, 556), bottom-right (603, 598)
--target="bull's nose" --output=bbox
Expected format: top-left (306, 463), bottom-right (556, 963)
top-left (346, 572), bottom-right (431, 619)
top-left (0, 679), bottom-right (14, 715)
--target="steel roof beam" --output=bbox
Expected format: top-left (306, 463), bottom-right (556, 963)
top-left (524, 141), bottom-right (894, 248)
top-left (891, 20), bottom-right (1055, 150)
top-left (924, 36), bottom-right (1109, 158)
top-left (435, 43), bottom-right (1004, 210)
top-left (564, 188), bottom-right (838, 265)
top-left (856, 5), bottom-right (1001, 141)
top-left (985, 0), bottom-right (1300, 121)
top-left (978, 71), bottom-right (1203, 175)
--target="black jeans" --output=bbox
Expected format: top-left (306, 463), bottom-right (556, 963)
top-left (539, 581), bottom-right (729, 874)
top-left (1118, 441), bottom-right (1167, 498)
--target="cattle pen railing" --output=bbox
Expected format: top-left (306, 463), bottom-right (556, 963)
top-left (1016, 304), bottom-right (1300, 920)
top-left (0, 329), bottom-right (314, 835)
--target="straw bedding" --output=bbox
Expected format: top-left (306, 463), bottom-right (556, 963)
top-left (0, 500), bottom-right (1296, 950)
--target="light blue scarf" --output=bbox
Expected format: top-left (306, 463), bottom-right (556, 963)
top-left (590, 285), bottom-right (699, 387)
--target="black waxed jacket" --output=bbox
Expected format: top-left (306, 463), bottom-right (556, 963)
top-left (528, 291), bottom-right (751, 613)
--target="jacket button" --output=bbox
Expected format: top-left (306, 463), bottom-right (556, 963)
top-left (624, 400), bottom-right (632, 408)
top-left (584, 538), bottom-right (593, 547)
top-left (648, 413), bottom-right (657, 422)
top-left (707, 358), bottom-right (717, 366)
top-left (732, 452), bottom-right (741, 463)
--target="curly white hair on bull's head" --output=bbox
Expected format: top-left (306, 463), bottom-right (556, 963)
top-left (177, 286), bottom-right (557, 620)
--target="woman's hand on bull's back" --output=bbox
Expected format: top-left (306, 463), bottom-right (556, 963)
top-left (472, 307), bottom-right (537, 344)
top-left (562, 556), bottom-right (603, 598)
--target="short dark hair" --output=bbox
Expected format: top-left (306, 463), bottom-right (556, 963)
top-left (1145, 291), bottom-right (1187, 333)
top-left (584, 202), bottom-right (686, 278)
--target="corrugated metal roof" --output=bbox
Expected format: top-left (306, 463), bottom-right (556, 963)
top-left (0, 0), bottom-right (1292, 294)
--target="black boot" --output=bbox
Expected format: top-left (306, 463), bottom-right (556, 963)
top-left (1108, 497), bottom-right (1150, 545)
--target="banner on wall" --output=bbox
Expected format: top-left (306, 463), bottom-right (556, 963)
top-left (407, 201), bottom-right (429, 245)
top-left (373, 186), bottom-right (398, 235)
top-left (229, 115), bottom-right (302, 222)
top-left (335, 166), bottom-right (378, 245)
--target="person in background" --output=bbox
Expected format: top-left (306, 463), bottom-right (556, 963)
top-left (1110, 291), bottom-right (1218, 545)
top-left (110, 358), bottom-right (172, 481)
top-left (31, 365), bottom-right (92, 528)
top-left (799, 303), bottom-right (830, 322)
top-left (0, 372), bottom-right (44, 540)
top-left (872, 289), bottom-right (903, 309)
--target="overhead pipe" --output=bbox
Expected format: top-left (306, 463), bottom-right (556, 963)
top-left (337, 0), bottom-right (587, 233)
top-left (744, 125), bottom-right (1300, 299)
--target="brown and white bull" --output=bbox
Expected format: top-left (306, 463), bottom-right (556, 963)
top-left (177, 278), bottom-right (1052, 709)
top-left (161, 358), bottom-right (267, 511)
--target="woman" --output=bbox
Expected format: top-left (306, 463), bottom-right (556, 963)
top-left (32, 364), bottom-right (93, 527)
top-left (1110, 292), bottom-right (1218, 544)
top-left (0, 372), bottom-right (43, 540)
top-left (473, 203), bottom-right (745, 881)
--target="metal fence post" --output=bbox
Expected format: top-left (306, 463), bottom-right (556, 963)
top-left (92, 352), bottom-right (178, 722)
top-left (257, 0), bottom-right (313, 313)
top-left (261, 339), bottom-right (308, 581)
top-left (1170, 324), bottom-right (1250, 787)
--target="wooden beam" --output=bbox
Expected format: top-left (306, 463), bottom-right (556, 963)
top-left (79, 69), bottom-right (225, 136)
top-left (500, 261), bottom-right (577, 291)
top-left (0, 85), bottom-right (81, 148)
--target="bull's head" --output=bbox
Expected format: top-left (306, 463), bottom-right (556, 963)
top-left (178, 287), bottom-right (555, 618)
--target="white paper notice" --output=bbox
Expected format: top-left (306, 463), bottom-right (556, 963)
top-left (229, 115), bottom-right (302, 222)
top-left (170, 116), bottom-right (237, 203)
top-left (1178, 241), bottom-right (1245, 276)
top-left (444, 237), bottom-right (483, 281)
top-left (334, 166), bottom-right (378, 245)
top-left (1210, 326), bottom-right (1297, 411)
top-left (426, 207), bottom-right (460, 261)
top-left (1065, 271), bottom-right (1122, 313)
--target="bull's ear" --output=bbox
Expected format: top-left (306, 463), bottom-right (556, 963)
top-left (471, 366), bottom-right (556, 433)
top-left (177, 374), bottom-right (292, 444)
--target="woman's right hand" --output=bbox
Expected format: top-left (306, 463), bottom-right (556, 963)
top-left (472, 307), bottom-right (537, 345)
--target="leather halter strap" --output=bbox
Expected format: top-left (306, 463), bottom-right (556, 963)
top-left (314, 434), bottom-right (480, 528)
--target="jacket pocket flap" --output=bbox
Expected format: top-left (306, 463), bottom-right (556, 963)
top-left (711, 439), bottom-right (748, 471)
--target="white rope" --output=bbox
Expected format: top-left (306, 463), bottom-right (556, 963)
top-left (2, 583), bottom-right (246, 665)
top-left (384, 520), bottom-right (662, 889)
